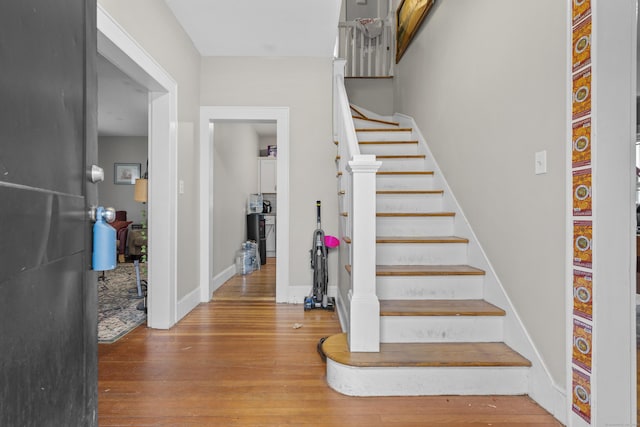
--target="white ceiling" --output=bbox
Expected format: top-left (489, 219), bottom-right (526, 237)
top-left (97, 54), bottom-right (148, 137)
top-left (98, 0), bottom-right (341, 137)
top-left (164, 0), bottom-right (342, 57)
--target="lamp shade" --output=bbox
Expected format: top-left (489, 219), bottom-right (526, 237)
top-left (134, 178), bottom-right (148, 202)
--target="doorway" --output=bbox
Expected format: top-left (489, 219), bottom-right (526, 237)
top-left (199, 107), bottom-right (290, 303)
top-left (96, 52), bottom-right (149, 340)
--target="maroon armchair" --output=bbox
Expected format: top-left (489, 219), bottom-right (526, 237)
top-left (110, 210), bottom-right (132, 261)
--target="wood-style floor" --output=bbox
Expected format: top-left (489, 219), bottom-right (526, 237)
top-left (98, 258), bottom-right (562, 426)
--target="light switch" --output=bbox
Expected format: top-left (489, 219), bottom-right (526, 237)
top-left (179, 180), bottom-right (185, 194)
top-left (535, 150), bottom-right (547, 175)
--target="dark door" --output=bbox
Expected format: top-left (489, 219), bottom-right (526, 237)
top-left (0, 1), bottom-right (98, 425)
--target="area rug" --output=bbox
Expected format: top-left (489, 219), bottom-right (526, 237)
top-left (98, 263), bottom-right (147, 343)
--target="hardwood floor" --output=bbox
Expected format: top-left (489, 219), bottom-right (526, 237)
top-left (211, 258), bottom-right (276, 302)
top-left (98, 258), bottom-right (561, 426)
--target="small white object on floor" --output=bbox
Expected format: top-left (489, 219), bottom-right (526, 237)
top-left (293, 323), bottom-right (303, 329)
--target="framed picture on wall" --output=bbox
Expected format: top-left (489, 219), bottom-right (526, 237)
top-left (114, 163), bottom-right (141, 185)
top-left (396, 0), bottom-right (436, 63)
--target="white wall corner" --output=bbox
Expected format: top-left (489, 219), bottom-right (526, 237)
top-left (211, 264), bottom-right (237, 297)
top-left (527, 360), bottom-right (567, 424)
top-left (177, 286), bottom-right (201, 322)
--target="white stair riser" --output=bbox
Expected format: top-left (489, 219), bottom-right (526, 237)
top-left (380, 316), bottom-right (503, 343)
top-left (376, 174), bottom-right (435, 190)
top-left (360, 143), bottom-right (418, 156)
top-left (377, 243), bottom-right (467, 265)
top-left (377, 216), bottom-right (454, 235)
top-left (326, 360), bottom-right (529, 396)
top-left (376, 194), bottom-right (443, 212)
top-left (356, 130), bottom-right (413, 141)
top-left (352, 119), bottom-right (399, 129)
top-left (376, 275), bottom-right (484, 300)
top-left (378, 158), bottom-right (426, 171)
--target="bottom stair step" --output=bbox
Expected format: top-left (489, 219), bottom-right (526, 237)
top-left (322, 333), bottom-right (531, 396)
top-left (322, 333), bottom-right (530, 368)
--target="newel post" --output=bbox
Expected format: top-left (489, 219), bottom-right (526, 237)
top-left (347, 154), bottom-right (381, 352)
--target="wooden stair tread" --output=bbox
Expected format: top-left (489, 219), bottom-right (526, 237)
top-left (352, 117), bottom-right (400, 127)
top-left (350, 104), bottom-right (366, 118)
top-left (377, 236), bottom-right (468, 244)
top-left (377, 170), bottom-right (434, 175)
top-left (356, 127), bottom-right (412, 132)
top-left (377, 190), bottom-right (443, 195)
top-left (322, 333), bottom-right (531, 368)
top-left (376, 154), bottom-right (425, 159)
top-left (375, 264), bottom-right (485, 276)
top-left (359, 140), bottom-right (418, 145)
top-left (379, 299), bottom-right (504, 317)
top-left (377, 212), bottom-right (455, 217)
top-left (380, 299), bottom-right (506, 317)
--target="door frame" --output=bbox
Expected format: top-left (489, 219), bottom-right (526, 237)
top-left (97, 5), bottom-right (178, 328)
top-left (563, 0), bottom-right (637, 423)
top-left (199, 106), bottom-right (290, 303)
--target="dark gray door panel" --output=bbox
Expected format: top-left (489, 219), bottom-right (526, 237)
top-left (0, 254), bottom-right (86, 426)
top-left (0, 0), bottom-right (98, 425)
top-left (0, 187), bottom-right (85, 284)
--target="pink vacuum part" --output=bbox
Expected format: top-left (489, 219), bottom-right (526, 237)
top-left (324, 235), bottom-right (340, 248)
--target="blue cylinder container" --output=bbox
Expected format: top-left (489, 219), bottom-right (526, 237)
top-left (92, 206), bottom-right (116, 271)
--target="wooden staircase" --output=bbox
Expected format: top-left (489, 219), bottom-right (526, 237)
top-left (324, 107), bottom-right (531, 396)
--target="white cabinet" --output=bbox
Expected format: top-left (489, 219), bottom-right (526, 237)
top-left (259, 158), bottom-right (277, 193)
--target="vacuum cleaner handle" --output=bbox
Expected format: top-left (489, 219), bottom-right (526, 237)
top-left (316, 200), bottom-right (321, 225)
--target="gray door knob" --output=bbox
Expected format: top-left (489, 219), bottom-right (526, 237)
top-left (89, 165), bottom-right (104, 183)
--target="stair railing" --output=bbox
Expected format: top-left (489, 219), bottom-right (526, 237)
top-left (337, 16), bottom-right (394, 78)
top-left (333, 59), bottom-right (381, 352)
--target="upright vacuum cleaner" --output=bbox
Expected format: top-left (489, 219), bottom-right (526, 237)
top-left (304, 200), bottom-right (335, 311)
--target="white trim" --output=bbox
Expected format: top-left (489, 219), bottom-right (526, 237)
top-left (587, 1), bottom-right (637, 425)
top-left (177, 286), bottom-right (201, 322)
top-left (564, 0), bottom-right (575, 423)
top-left (97, 5), bottom-right (178, 329)
top-left (212, 264), bottom-right (236, 294)
top-left (199, 106), bottom-right (290, 303)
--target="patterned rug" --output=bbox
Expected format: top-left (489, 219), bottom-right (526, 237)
top-left (98, 263), bottom-right (147, 343)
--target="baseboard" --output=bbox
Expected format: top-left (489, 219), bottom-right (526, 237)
top-left (551, 383), bottom-right (567, 426)
top-left (284, 285), bottom-right (311, 304)
top-left (283, 284), bottom-right (338, 304)
top-left (177, 286), bottom-right (201, 322)
top-left (210, 264), bottom-right (236, 297)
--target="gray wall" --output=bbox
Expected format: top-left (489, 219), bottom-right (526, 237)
top-left (345, 78), bottom-right (395, 115)
top-left (201, 57), bottom-right (339, 293)
top-left (393, 0), bottom-right (567, 384)
top-left (345, 0), bottom-right (388, 20)
top-left (212, 123), bottom-right (260, 275)
top-left (98, 0), bottom-right (202, 301)
top-left (97, 136), bottom-right (148, 224)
